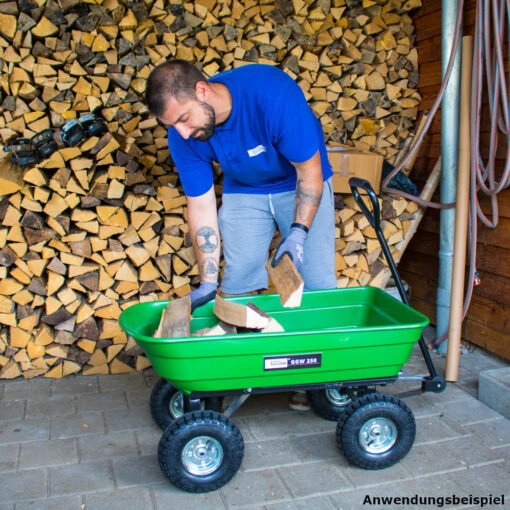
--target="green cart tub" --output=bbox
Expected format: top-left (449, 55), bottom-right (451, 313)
top-left (119, 287), bottom-right (429, 394)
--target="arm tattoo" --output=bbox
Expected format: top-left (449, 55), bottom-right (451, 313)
top-left (295, 178), bottom-right (321, 222)
top-left (200, 257), bottom-right (218, 276)
top-left (195, 226), bottom-right (219, 254)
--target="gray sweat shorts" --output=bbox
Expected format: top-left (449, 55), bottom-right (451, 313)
top-left (218, 177), bottom-right (337, 294)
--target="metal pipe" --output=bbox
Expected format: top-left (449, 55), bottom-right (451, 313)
top-left (437, 0), bottom-right (463, 355)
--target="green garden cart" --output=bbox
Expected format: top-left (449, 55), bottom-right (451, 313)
top-left (119, 178), bottom-right (446, 493)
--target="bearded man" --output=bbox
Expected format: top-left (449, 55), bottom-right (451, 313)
top-left (145, 60), bottom-right (337, 410)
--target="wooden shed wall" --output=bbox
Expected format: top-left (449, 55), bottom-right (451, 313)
top-left (400, 0), bottom-right (510, 360)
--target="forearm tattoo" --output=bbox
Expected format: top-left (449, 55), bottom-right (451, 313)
top-left (200, 257), bottom-right (219, 277)
top-left (295, 178), bottom-right (321, 223)
top-left (195, 226), bottom-right (219, 254)
top-left (195, 226), bottom-right (219, 280)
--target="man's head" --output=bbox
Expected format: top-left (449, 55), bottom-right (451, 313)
top-left (145, 59), bottom-right (216, 141)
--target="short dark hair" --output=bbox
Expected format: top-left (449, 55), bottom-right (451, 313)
top-left (145, 60), bottom-right (207, 117)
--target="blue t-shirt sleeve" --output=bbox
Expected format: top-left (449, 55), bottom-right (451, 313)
top-left (269, 78), bottom-right (322, 164)
top-left (167, 128), bottom-right (214, 197)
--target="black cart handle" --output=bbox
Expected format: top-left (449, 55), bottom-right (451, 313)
top-left (348, 179), bottom-right (444, 388)
top-left (348, 178), bottom-right (381, 231)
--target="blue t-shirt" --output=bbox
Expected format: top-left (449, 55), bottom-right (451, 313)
top-left (167, 64), bottom-right (333, 197)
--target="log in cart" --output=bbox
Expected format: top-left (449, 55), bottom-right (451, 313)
top-left (119, 179), bottom-right (446, 493)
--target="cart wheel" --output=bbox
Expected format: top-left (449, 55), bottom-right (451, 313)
top-left (308, 387), bottom-right (372, 421)
top-left (336, 393), bottom-right (415, 470)
top-left (150, 379), bottom-right (223, 430)
top-left (150, 379), bottom-right (185, 429)
top-left (158, 410), bottom-right (244, 493)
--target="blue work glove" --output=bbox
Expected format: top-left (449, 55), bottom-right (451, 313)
top-left (189, 281), bottom-right (218, 312)
top-left (272, 223), bottom-right (309, 270)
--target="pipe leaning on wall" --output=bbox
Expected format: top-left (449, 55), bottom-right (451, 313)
top-left (437, 0), bottom-right (462, 356)
top-left (446, 36), bottom-right (474, 382)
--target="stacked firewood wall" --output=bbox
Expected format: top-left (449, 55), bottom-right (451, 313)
top-left (0, 0), bottom-right (423, 379)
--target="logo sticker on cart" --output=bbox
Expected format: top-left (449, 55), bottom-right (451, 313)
top-left (264, 354), bottom-right (322, 371)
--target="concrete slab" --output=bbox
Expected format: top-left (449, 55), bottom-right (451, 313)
top-left (0, 399), bottom-right (25, 422)
top-left (75, 390), bottom-right (128, 414)
top-left (478, 367), bottom-right (510, 419)
top-left (463, 418), bottom-right (510, 448)
top-left (48, 460), bottom-right (115, 497)
top-left (0, 444), bottom-right (19, 473)
top-left (51, 376), bottom-right (99, 396)
top-left (104, 405), bottom-right (156, 432)
top-left (0, 418), bottom-right (50, 445)
top-left (49, 412), bottom-right (105, 440)
top-left (266, 496), bottom-right (337, 509)
top-left (445, 462), bottom-right (510, 500)
top-left (220, 468), bottom-right (291, 507)
top-left (112, 454), bottom-right (168, 488)
top-left (14, 496), bottom-right (83, 510)
top-left (1, 468), bottom-right (47, 503)
top-left (19, 438), bottom-right (78, 469)
top-left (77, 431), bottom-right (138, 462)
top-left (2, 378), bottom-right (52, 400)
top-left (83, 487), bottom-right (154, 510)
top-left (277, 460), bottom-right (353, 497)
top-left (134, 427), bottom-right (163, 457)
top-left (98, 373), bottom-right (150, 393)
top-left (152, 482), bottom-right (226, 509)
top-left (25, 394), bottom-right (76, 420)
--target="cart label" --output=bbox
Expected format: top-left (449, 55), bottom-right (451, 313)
top-left (264, 354), bottom-right (322, 371)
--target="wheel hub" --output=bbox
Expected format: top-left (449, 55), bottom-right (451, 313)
top-left (169, 391), bottom-right (184, 419)
top-left (326, 388), bottom-right (352, 407)
top-left (359, 417), bottom-right (397, 454)
top-left (182, 436), bottom-right (223, 476)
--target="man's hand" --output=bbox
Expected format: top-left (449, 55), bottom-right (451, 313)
top-left (189, 281), bottom-right (218, 312)
top-left (272, 224), bottom-right (308, 270)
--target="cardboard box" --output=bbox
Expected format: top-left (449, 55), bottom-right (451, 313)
top-left (327, 147), bottom-right (383, 194)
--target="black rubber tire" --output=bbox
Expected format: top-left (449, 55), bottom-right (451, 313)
top-left (150, 379), bottom-right (224, 430)
top-left (150, 379), bottom-right (185, 430)
top-left (158, 410), bottom-right (244, 493)
top-left (308, 387), bottom-right (372, 421)
top-left (336, 393), bottom-right (416, 470)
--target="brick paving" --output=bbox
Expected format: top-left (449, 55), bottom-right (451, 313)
top-left (0, 344), bottom-right (508, 510)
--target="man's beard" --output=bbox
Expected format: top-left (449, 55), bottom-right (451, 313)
top-left (191, 100), bottom-right (216, 141)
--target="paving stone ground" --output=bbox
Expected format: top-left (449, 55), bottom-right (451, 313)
top-left (0, 343), bottom-right (508, 510)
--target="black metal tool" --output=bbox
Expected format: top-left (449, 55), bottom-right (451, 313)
top-left (61, 114), bottom-right (107, 147)
top-left (32, 129), bottom-right (57, 159)
top-left (3, 138), bottom-right (40, 166)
